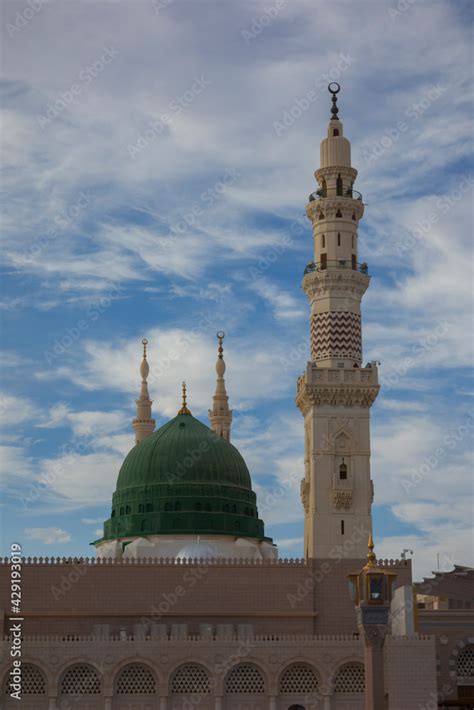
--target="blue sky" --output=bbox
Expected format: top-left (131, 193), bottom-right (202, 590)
top-left (1, 0), bottom-right (472, 580)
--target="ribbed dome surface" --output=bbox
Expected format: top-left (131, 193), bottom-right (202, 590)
top-left (117, 414), bottom-right (252, 490)
top-left (97, 414), bottom-right (270, 543)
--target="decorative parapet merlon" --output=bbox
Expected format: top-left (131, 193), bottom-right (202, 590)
top-left (0, 556), bottom-right (306, 566)
top-left (296, 364), bottom-right (380, 412)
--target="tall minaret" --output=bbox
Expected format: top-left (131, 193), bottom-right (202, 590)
top-left (132, 338), bottom-right (156, 444)
top-left (296, 84), bottom-right (380, 559)
top-left (208, 331), bottom-right (233, 441)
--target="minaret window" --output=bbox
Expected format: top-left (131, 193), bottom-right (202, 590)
top-left (336, 209), bottom-right (342, 218)
top-left (138, 504), bottom-right (144, 513)
top-left (337, 233), bottom-right (341, 246)
top-left (321, 234), bottom-right (325, 248)
top-left (146, 503), bottom-right (153, 512)
top-left (333, 128), bottom-right (339, 136)
top-left (352, 254), bottom-right (357, 270)
top-left (341, 520), bottom-right (345, 535)
top-left (352, 213), bottom-right (356, 221)
top-left (321, 178), bottom-right (327, 197)
top-left (336, 175), bottom-right (343, 196)
top-left (320, 253), bottom-right (327, 270)
top-left (352, 235), bottom-right (354, 248)
top-left (339, 462), bottom-right (347, 480)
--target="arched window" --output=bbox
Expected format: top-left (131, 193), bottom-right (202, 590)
top-left (125, 505), bottom-right (131, 514)
top-left (457, 645), bottom-right (474, 680)
top-left (141, 519), bottom-right (148, 532)
top-left (336, 174), bottom-right (343, 196)
top-left (279, 663), bottom-right (319, 694)
top-left (171, 664), bottom-right (210, 694)
top-left (339, 462), bottom-right (347, 480)
top-left (352, 212), bottom-right (356, 221)
top-left (337, 233), bottom-right (341, 246)
top-left (225, 663), bottom-right (265, 693)
top-left (195, 502), bottom-right (202, 511)
top-left (333, 128), bottom-right (339, 136)
top-left (223, 504), bottom-right (229, 512)
top-left (175, 501), bottom-right (181, 511)
top-left (3, 663), bottom-right (46, 695)
top-left (334, 663), bottom-right (365, 693)
top-left (138, 504), bottom-right (144, 513)
top-left (321, 234), bottom-right (325, 248)
top-left (146, 503), bottom-right (153, 512)
top-left (111, 509), bottom-right (115, 518)
top-left (165, 502), bottom-right (172, 511)
top-left (336, 209), bottom-right (342, 218)
top-left (115, 663), bottom-right (156, 695)
top-left (60, 664), bottom-right (101, 695)
top-left (244, 507), bottom-right (249, 516)
top-left (120, 507), bottom-right (124, 516)
top-left (341, 520), bottom-right (345, 535)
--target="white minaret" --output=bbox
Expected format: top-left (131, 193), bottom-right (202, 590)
top-left (297, 84), bottom-right (380, 559)
top-left (132, 338), bottom-right (156, 444)
top-left (208, 331), bottom-right (233, 441)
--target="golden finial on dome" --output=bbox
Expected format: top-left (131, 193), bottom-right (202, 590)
top-left (366, 532), bottom-right (377, 568)
top-left (217, 331), bottom-right (225, 359)
top-left (178, 381), bottom-right (191, 415)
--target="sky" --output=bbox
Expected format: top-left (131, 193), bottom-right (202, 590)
top-left (0, 0), bottom-right (472, 581)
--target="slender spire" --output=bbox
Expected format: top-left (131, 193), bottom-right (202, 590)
top-left (178, 381), bottom-right (191, 415)
top-left (132, 338), bottom-right (156, 444)
top-left (328, 81), bottom-right (340, 120)
top-left (208, 331), bottom-right (233, 441)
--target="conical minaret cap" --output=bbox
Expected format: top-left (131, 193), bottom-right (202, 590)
top-left (320, 83), bottom-right (351, 168)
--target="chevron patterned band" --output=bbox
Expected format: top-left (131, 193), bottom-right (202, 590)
top-left (311, 311), bottom-right (362, 362)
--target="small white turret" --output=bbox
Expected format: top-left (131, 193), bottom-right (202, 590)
top-left (208, 331), bottom-right (233, 441)
top-left (132, 338), bottom-right (156, 444)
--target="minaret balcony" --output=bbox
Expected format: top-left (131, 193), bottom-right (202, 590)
top-left (309, 188), bottom-right (363, 202)
top-left (304, 259), bottom-right (369, 275)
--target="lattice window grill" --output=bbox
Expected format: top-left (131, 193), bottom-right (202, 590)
top-left (225, 664), bottom-right (265, 694)
top-left (60, 664), bottom-right (101, 695)
top-left (171, 664), bottom-right (210, 694)
top-left (116, 664), bottom-right (156, 694)
top-left (279, 663), bottom-right (319, 694)
top-left (334, 663), bottom-right (365, 693)
top-left (457, 646), bottom-right (474, 677)
top-left (4, 664), bottom-right (46, 695)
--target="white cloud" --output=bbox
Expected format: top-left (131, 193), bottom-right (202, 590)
top-left (24, 527), bottom-right (71, 545)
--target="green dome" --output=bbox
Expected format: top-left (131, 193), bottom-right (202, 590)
top-left (97, 414), bottom-right (270, 543)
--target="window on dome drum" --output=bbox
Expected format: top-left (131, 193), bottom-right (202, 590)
top-left (195, 502), bottom-right (202, 511)
top-left (339, 462), bottom-right (347, 479)
top-left (245, 507), bottom-right (249, 516)
top-left (204, 502), bottom-right (211, 511)
top-left (125, 505), bottom-right (131, 514)
top-left (120, 507), bottom-right (124, 515)
top-left (337, 232), bottom-right (341, 246)
top-left (111, 509), bottom-right (115, 517)
top-left (138, 504), bottom-right (144, 513)
top-left (146, 503), bottom-right (153, 512)
top-left (175, 502), bottom-right (181, 511)
top-left (336, 175), bottom-right (343, 196)
top-left (223, 504), bottom-right (229, 512)
top-left (165, 502), bottom-right (172, 511)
